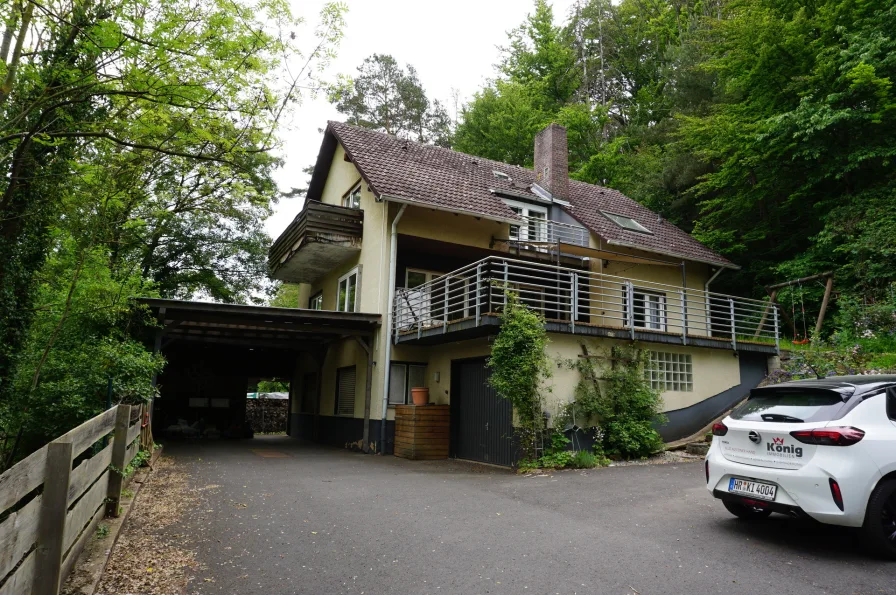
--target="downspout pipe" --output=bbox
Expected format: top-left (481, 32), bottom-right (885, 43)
top-left (704, 266), bottom-right (724, 293)
top-left (380, 202), bottom-right (407, 452)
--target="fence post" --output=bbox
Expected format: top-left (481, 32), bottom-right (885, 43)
top-left (626, 282), bottom-right (635, 340)
top-left (443, 277), bottom-right (449, 333)
top-left (571, 272), bottom-right (578, 334)
top-left (34, 440), bottom-right (73, 595)
top-left (475, 264), bottom-right (481, 327)
top-left (729, 298), bottom-right (737, 351)
top-left (106, 404), bottom-right (131, 517)
top-left (680, 290), bottom-right (688, 346)
top-left (773, 303), bottom-right (780, 354)
top-left (503, 260), bottom-right (509, 309)
top-left (393, 294), bottom-right (399, 344)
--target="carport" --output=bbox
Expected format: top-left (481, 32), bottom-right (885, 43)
top-left (140, 299), bottom-right (380, 448)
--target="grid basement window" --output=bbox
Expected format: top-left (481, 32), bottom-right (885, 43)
top-left (648, 352), bottom-right (693, 392)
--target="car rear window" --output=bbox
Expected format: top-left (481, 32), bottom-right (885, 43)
top-left (730, 389), bottom-right (848, 423)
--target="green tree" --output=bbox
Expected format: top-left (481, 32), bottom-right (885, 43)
top-left (270, 283), bottom-right (301, 308)
top-left (331, 53), bottom-right (453, 146)
top-left (0, 0), bottom-right (346, 407)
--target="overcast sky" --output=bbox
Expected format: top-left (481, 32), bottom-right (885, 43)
top-left (266, 0), bottom-right (579, 239)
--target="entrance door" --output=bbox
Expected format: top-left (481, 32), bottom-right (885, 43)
top-left (452, 359), bottom-right (514, 466)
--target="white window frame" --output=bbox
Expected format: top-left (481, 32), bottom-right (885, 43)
top-left (647, 352), bottom-right (693, 392)
top-left (336, 267), bottom-right (360, 312)
top-left (343, 182), bottom-right (362, 210)
top-left (388, 362), bottom-right (428, 405)
top-left (504, 199), bottom-right (548, 242)
top-left (625, 288), bottom-right (667, 331)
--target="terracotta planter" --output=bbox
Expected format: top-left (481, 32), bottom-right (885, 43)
top-left (410, 387), bottom-right (430, 406)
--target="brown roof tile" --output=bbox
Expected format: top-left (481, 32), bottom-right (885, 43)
top-left (323, 121), bottom-right (734, 268)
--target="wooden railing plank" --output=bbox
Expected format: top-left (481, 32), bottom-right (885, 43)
top-left (0, 445), bottom-right (47, 514)
top-left (0, 549), bottom-right (35, 595)
top-left (60, 502), bottom-right (104, 582)
top-left (57, 408), bottom-right (116, 459)
top-left (63, 469), bottom-right (109, 554)
top-left (126, 419), bottom-right (142, 444)
top-left (67, 444), bottom-right (112, 507)
top-left (125, 441), bottom-right (137, 468)
top-left (0, 493), bottom-right (41, 582)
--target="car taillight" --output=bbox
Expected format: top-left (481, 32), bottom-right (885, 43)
top-left (712, 422), bottom-right (728, 436)
top-left (705, 460), bottom-right (710, 484)
top-left (789, 426), bottom-right (865, 446)
top-left (829, 478), bottom-right (844, 511)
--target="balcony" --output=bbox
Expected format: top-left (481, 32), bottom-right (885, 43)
top-left (393, 256), bottom-right (780, 353)
top-left (269, 200), bottom-right (363, 283)
top-left (509, 216), bottom-right (590, 247)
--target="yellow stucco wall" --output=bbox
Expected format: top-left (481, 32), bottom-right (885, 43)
top-left (396, 203), bottom-right (508, 249)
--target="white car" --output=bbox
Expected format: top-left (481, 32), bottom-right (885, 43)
top-left (705, 375), bottom-right (896, 559)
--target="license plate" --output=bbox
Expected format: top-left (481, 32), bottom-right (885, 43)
top-left (728, 477), bottom-right (777, 501)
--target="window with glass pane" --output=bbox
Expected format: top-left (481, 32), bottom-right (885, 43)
top-left (527, 211), bottom-right (547, 241)
top-left (625, 289), bottom-right (667, 331)
top-left (343, 184), bottom-right (361, 209)
top-left (309, 292), bottom-right (323, 310)
top-left (647, 352), bottom-right (693, 392)
top-left (388, 363), bottom-right (427, 405)
top-left (408, 365), bottom-right (426, 393)
top-left (601, 211), bottom-right (653, 234)
top-left (509, 206), bottom-right (523, 240)
top-left (389, 364), bottom-right (408, 405)
top-left (337, 269), bottom-right (358, 312)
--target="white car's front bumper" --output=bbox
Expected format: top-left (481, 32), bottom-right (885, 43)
top-left (705, 443), bottom-right (881, 527)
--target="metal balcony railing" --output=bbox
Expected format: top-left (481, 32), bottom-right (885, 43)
top-left (510, 217), bottom-right (589, 247)
top-left (393, 256), bottom-right (780, 351)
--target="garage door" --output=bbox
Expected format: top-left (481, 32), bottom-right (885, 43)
top-left (453, 359), bottom-right (514, 466)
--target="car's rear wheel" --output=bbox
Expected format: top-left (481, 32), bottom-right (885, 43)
top-left (863, 478), bottom-right (896, 561)
top-left (723, 500), bottom-right (773, 520)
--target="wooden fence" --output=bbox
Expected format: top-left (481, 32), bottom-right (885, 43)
top-left (0, 404), bottom-right (148, 595)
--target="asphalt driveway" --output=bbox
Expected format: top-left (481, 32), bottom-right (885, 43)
top-left (167, 436), bottom-right (896, 595)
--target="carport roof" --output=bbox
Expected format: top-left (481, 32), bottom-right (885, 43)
top-left (140, 298), bottom-right (381, 350)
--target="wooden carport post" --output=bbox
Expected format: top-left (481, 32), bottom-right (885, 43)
top-left (355, 336), bottom-right (373, 453)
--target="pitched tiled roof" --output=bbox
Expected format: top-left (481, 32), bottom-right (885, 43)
top-left (319, 121), bottom-right (734, 268)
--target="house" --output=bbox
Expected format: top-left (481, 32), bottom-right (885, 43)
top-left (269, 121), bottom-right (780, 465)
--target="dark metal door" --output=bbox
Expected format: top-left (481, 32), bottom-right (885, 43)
top-left (454, 359), bottom-right (514, 466)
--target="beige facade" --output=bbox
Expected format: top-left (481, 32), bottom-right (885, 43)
top-left (284, 139), bottom-right (757, 450)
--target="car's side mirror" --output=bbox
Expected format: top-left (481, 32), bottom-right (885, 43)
top-left (886, 386), bottom-right (896, 421)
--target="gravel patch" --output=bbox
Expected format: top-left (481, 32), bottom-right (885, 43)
top-left (95, 456), bottom-right (199, 595)
top-left (607, 450), bottom-right (702, 467)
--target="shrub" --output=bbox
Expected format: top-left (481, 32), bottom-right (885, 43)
top-left (603, 420), bottom-right (665, 459)
top-left (570, 450), bottom-right (598, 469)
top-left (561, 344), bottom-right (666, 459)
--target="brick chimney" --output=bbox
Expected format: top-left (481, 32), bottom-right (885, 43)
top-left (534, 123), bottom-right (569, 200)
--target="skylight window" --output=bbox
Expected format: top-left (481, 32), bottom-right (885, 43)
top-left (493, 170), bottom-right (511, 181)
top-left (601, 211), bottom-right (653, 234)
